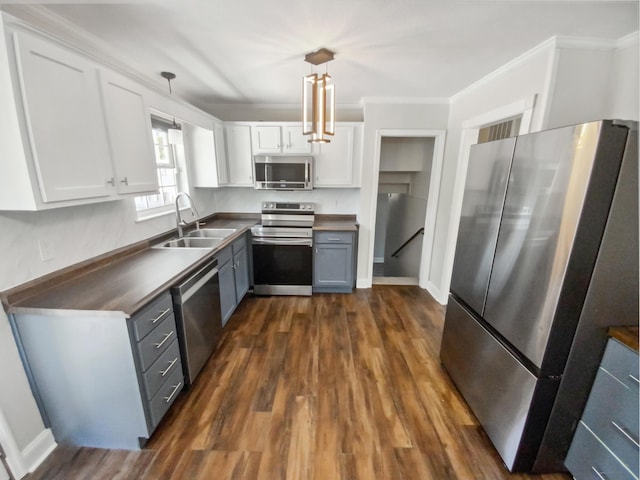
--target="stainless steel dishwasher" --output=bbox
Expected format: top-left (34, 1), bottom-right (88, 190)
top-left (171, 259), bottom-right (222, 386)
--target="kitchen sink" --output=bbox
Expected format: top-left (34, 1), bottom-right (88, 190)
top-left (155, 237), bottom-right (223, 249)
top-left (187, 228), bottom-right (237, 238)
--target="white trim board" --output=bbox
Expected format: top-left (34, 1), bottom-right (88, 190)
top-left (0, 406), bottom-right (56, 480)
top-left (364, 128), bottom-right (446, 304)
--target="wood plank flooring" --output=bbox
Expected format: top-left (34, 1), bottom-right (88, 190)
top-left (26, 287), bottom-right (570, 480)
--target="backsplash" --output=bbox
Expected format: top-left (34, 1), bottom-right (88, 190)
top-left (0, 187), bottom-right (360, 292)
top-left (212, 187), bottom-right (360, 214)
top-left (0, 189), bottom-right (216, 292)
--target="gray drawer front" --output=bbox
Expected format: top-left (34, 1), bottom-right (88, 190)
top-left (315, 231), bottom-right (353, 244)
top-left (600, 339), bottom-right (639, 389)
top-left (232, 235), bottom-right (246, 254)
top-left (141, 339), bottom-right (182, 400)
top-left (582, 367), bottom-right (639, 476)
top-left (130, 292), bottom-right (173, 341)
top-left (215, 245), bottom-right (232, 266)
top-left (565, 422), bottom-right (636, 480)
top-left (148, 365), bottom-right (183, 429)
top-left (134, 314), bottom-right (177, 372)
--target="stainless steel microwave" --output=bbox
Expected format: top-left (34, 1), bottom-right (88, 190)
top-left (253, 156), bottom-right (313, 190)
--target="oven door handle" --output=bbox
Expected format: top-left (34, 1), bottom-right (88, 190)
top-left (252, 238), bottom-right (313, 247)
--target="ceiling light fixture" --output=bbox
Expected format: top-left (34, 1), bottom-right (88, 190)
top-left (302, 48), bottom-right (335, 143)
top-left (160, 71), bottom-right (183, 145)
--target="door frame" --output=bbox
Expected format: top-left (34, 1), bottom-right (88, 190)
top-left (365, 129), bottom-right (446, 293)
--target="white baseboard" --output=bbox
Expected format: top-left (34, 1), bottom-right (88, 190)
top-left (425, 280), bottom-right (448, 305)
top-left (356, 278), bottom-right (371, 289)
top-left (22, 429), bottom-right (56, 474)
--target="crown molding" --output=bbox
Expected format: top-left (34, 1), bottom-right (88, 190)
top-left (450, 36), bottom-right (557, 104)
top-left (1, 6), bottom-right (213, 119)
top-left (361, 96), bottom-right (450, 105)
top-left (616, 30), bottom-right (639, 49)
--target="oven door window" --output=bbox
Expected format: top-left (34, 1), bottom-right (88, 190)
top-left (253, 243), bottom-right (312, 285)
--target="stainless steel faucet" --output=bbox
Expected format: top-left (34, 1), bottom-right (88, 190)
top-left (175, 192), bottom-right (200, 237)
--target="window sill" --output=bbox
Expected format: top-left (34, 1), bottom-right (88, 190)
top-left (135, 206), bottom-right (193, 223)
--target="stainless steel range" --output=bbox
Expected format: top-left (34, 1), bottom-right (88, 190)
top-left (251, 202), bottom-right (315, 296)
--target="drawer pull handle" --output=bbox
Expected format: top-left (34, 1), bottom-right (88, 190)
top-left (591, 466), bottom-right (609, 480)
top-left (611, 421), bottom-right (640, 447)
top-left (163, 382), bottom-right (182, 404)
top-left (327, 237), bottom-right (342, 241)
top-left (159, 358), bottom-right (178, 377)
top-left (154, 331), bottom-right (174, 349)
top-left (151, 308), bottom-right (171, 324)
top-left (629, 374), bottom-right (639, 385)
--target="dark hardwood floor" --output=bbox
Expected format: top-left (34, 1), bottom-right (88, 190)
top-left (26, 287), bottom-right (570, 479)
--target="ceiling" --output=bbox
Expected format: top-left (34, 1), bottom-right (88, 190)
top-left (2, 1), bottom-right (638, 116)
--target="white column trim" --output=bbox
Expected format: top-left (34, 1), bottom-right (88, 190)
top-left (0, 407), bottom-right (27, 479)
top-left (0, 406), bottom-right (56, 479)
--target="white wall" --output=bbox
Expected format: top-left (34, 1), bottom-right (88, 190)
top-left (357, 102), bottom-right (449, 286)
top-left (545, 46), bottom-right (614, 128)
top-left (427, 43), bottom-right (556, 301)
top-left (428, 33), bottom-right (639, 304)
top-left (607, 33), bottom-right (639, 121)
top-left (213, 187), bottom-right (359, 214)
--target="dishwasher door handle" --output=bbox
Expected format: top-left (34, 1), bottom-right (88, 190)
top-left (252, 238), bottom-right (313, 247)
top-left (178, 262), bottom-right (219, 303)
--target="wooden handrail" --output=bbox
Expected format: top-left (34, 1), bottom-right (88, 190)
top-left (391, 227), bottom-right (424, 258)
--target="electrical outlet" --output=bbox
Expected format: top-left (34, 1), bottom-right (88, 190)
top-left (38, 239), bottom-right (55, 261)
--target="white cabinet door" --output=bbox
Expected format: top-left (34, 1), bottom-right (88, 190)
top-left (99, 70), bottom-right (158, 195)
top-left (251, 125), bottom-right (281, 153)
top-left (186, 123), bottom-right (218, 188)
top-left (314, 125), bottom-right (355, 187)
top-left (214, 121), bottom-right (227, 186)
top-left (225, 124), bottom-right (254, 186)
top-left (282, 125), bottom-right (311, 153)
top-left (13, 31), bottom-right (114, 202)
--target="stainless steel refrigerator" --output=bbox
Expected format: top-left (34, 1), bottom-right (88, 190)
top-left (440, 120), bottom-right (638, 472)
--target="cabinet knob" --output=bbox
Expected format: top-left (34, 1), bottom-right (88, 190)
top-left (120, 177), bottom-right (129, 186)
top-left (106, 177), bottom-right (115, 186)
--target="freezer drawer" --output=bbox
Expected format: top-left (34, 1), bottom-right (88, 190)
top-left (440, 295), bottom-right (559, 472)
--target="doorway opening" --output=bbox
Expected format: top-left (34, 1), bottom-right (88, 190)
top-left (373, 136), bottom-right (435, 285)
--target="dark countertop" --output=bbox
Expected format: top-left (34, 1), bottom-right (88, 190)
top-left (313, 215), bottom-right (359, 231)
top-left (609, 326), bottom-right (639, 353)
top-left (8, 217), bottom-right (257, 318)
top-left (4, 213), bottom-right (358, 318)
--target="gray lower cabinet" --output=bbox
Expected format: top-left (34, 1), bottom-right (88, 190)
top-left (313, 230), bottom-right (356, 293)
top-left (565, 338), bottom-right (639, 479)
top-left (10, 290), bottom-right (183, 449)
top-left (216, 233), bottom-right (250, 327)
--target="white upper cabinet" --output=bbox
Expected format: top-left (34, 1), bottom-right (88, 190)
top-left (98, 69), bottom-right (158, 195)
top-left (224, 124), bottom-right (254, 186)
top-left (214, 121), bottom-right (227, 186)
top-left (251, 123), bottom-right (311, 154)
top-left (185, 122), bottom-right (218, 188)
top-left (314, 124), bottom-right (362, 188)
top-left (11, 30), bottom-right (115, 203)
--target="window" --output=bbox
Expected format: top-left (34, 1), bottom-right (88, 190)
top-left (135, 117), bottom-right (182, 214)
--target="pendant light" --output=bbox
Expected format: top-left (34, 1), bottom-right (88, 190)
top-left (160, 71), bottom-right (183, 145)
top-left (302, 48), bottom-right (335, 143)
